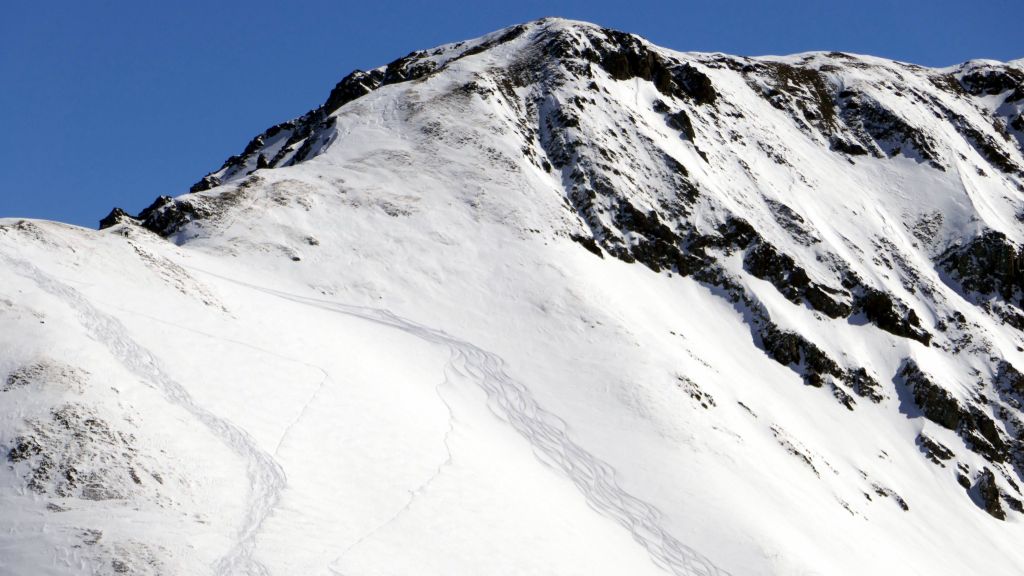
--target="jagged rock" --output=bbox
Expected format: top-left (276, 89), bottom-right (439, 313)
top-left (918, 433), bottom-right (955, 465)
top-left (672, 63), bottom-right (717, 106)
top-left (595, 29), bottom-right (665, 83)
top-left (592, 29), bottom-right (716, 105)
top-left (764, 199), bottom-right (819, 246)
top-left (189, 174), bottom-right (221, 193)
top-left (743, 241), bottom-right (851, 319)
top-left (665, 110), bottom-right (696, 141)
top-left (856, 288), bottom-right (931, 345)
top-left (98, 208), bottom-right (134, 230)
top-left (960, 68), bottom-right (1024, 97)
top-left (135, 196), bottom-right (203, 237)
top-left (830, 138), bottom-right (869, 156)
top-left (759, 322), bottom-right (842, 386)
top-left (838, 93), bottom-right (945, 170)
top-left (844, 368), bottom-right (884, 403)
top-left (947, 112), bottom-right (1022, 175)
top-left (570, 234), bottom-right (603, 257)
top-left (322, 69), bottom-right (386, 116)
top-left (940, 230), bottom-right (1024, 305)
top-left (744, 61), bottom-right (837, 133)
top-left (1012, 113), bottom-right (1024, 132)
top-left (900, 360), bottom-right (966, 430)
top-left (995, 361), bottom-right (1024, 406)
top-left (1004, 493), bottom-right (1024, 513)
top-left (900, 360), bottom-right (1008, 464)
top-left (977, 468), bottom-right (1006, 520)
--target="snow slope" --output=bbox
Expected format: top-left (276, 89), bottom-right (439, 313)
top-left (5, 17), bottom-right (1024, 575)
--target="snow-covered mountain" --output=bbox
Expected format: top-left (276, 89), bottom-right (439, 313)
top-left (5, 17), bottom-right (1024, 575)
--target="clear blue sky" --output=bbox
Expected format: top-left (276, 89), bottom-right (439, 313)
top-left (3, 0), bottom-right (1022, 227)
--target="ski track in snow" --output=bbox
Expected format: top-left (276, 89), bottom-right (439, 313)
top-left (329, 364), bottom-right (456, 576)
top-left (2, 254), bottom-right (284, 576)
top-left (197, 268), bottom-right (731, 576)
top-left (107, 304), bottom-right (332, 459)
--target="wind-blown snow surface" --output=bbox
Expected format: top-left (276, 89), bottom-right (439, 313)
top-left (5, 18), bottom-right (1024, 575)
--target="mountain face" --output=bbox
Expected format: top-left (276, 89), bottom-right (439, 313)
top-left (6, 17), bottom-right (1024, 575)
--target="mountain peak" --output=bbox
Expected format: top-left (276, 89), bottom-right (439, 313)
top-left (107, 18), bottom-right (1024, 241)
top-left (7, 17), bottom-right (1024, 576)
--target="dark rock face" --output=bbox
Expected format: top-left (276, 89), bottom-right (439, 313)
top-left (901, 360), bottom-right (966, 429)
top-left (995, 362), bottom-right (1024, 406)
top-left (119, 178), bottom-right (256, 238)
top-left (977, 468), bottom-right (1007, 520)
top-left (830, 138), bottom-right (869, 156)
top-left (899, 360), bottom-right (1008, 463)
top-left (672, 63), bottom-right (717, 106)
top-left (595, 29), bottom-right (667, 83)
top-left (1012, 113), bottom-right (1024, 133)
top-left (939, 231), bottom-right (1024, 330)
top-left (134, 196), bottom-right (202, 237)
top-left (941, 231), bottom-right (1024, 305)
top-left (759, 322), bottom-right (840, 383)
top-left (591, 29), bottom-right (716, 105)
top-left (918, 433), bottom-right (955, 465)
top-left (845, 368), bottom-right (884, 403)
top-left (993, 363), bottom-right (1024, 475)
top-left (665, 109), bottom-right (696, 141)
top-left (960, 68), bottom-right (1024, 98)
top-left (98, 208), bottom-right (133, 230)
top-left (838, 93), bottom-right (945, 170)
top-left (743, 61), bottom-right (837, 134)
top-left (757, 321), bottom-right (883, 409)
top-left (569, 234), bottom-right (603, 257)
top-left (322, 69), bottom-right (387, 114)
top-left (186, 45), bottom-right (447, 195)
top-left (855, 288), bottom-right (931, 345)
top-left (894, 362), bottom-right (1024, 515)
top-left (947, 112), bottom-right (1022, 176)
top-left (189, 175), bottom-right (221, 193)
top-left (743, 240), bottom-right (851, 319)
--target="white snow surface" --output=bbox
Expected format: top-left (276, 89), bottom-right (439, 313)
top-left (3, 18), bottom-right (1024, 576)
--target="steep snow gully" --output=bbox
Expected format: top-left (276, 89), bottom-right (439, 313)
top-left (194, 267), bottom-right (731, 576)
top-left (1, 253), bottom-right (285, 576)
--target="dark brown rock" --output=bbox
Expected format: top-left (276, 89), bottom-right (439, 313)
top-left (977, 468), bottom-right (1006, 520)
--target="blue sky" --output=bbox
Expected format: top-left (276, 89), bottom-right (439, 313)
top-left (3, 0), bottom-right (1022, 226)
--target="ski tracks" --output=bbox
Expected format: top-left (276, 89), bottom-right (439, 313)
top-left (329, 358), bottom-right (457, 576)
top-left (198, 270), bottom-right (731, 576)
top-left (2, 254), bottom-right (284, 576)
